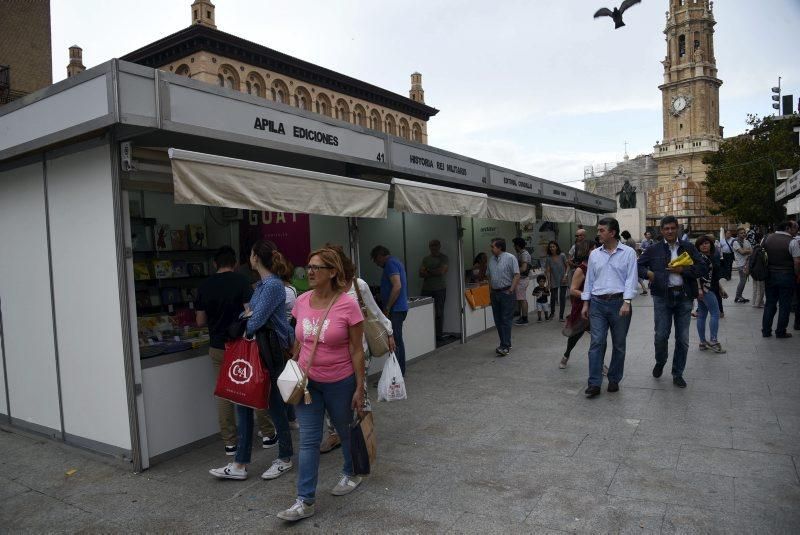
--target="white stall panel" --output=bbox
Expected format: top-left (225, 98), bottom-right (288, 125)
top-left (46, 145), bottom-right (132, 450)
top-left (0, 163), bottom-right (61, 431)
top-left (142, 356), bottom-right (218, 457)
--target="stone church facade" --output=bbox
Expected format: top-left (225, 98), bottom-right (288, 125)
top-left (118, 1), bottom-right (438, 144)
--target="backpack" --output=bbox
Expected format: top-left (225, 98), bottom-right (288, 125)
top-left (747, 243), bottom-right (769, 281)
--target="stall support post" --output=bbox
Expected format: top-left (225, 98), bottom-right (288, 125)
top-left (348, 217), bottom-right (360, 276)
top-left (456, 216), bottom-right (467, 344)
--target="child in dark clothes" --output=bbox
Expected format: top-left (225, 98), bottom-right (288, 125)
top-left (532, 274), bottom-right (550, 322)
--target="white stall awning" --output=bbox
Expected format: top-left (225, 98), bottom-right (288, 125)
top-left (575, 209), bottom-right (598, 227)
top-left (168, 148), bottom-right (390, 218)
top-left (541, 203), bottom-right (575, 223)
top-left (486, 197), bottom-right (536, 223)
top-left (391, 178), bottom-right (487, 217)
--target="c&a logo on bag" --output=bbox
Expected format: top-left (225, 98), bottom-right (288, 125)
top-left (228, 358), bottom-right (253, 384)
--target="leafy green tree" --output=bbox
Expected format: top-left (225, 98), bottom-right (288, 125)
top-left (704, 114), bottom-right (800, 225)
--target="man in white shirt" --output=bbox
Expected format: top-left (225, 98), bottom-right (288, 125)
top-left (732, 228), bottom-right (752, 303)
top-left (719, 229), bottom-right (735, 281)
top-left (580, 217), bottom-right (638, 397)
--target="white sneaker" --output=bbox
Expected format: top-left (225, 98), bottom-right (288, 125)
top-left (331, 474), bottom-right (362, 496)
top-left (261, 458), bottom-right (293, 480)
top-left (209, 463), bottom-right (247, 480)
top-left (277, 498), bottom-right (315, 522)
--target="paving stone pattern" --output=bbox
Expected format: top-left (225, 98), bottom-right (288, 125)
top-left (1, 285), bottom-right (799, 533)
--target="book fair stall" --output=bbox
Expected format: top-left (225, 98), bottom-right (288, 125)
top-left (0, 60), bottom-right (613, 471)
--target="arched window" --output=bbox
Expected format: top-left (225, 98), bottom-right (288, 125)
top-left (412, 122), bottom-right (423, 143)
top-left (271, 79), bottom-right (290, 104)
top-left (295, 86), bottom-right (312, 111)
top-left (385, 114), bottom-right (397, 136)
top-left (218, 74), bottom-right (225, 87)
top-left (678, 35), bottom-right (686, 58)
top-left (370, 109), bottom-right (382, 132)
top-left (399, 118), bottom-right (410, 140)
top-left (277, 90), bottom-right (285, 103)
top-left (225, 77), bottom-right (234, 90)
top-left (218, 64), bottom-right (240, 91)
top-left (246, 72), bottom-right (266, 98)
top-left (336, 99), bottom-right (350, 123)
top-left (353, 104), bottom-right (367, 127)
top-left (175, 64), bottom-right (190, 77)
top-left (316, 94), bottom-right (332, 117)
top-left (245, 81), bottom-right (252, 94)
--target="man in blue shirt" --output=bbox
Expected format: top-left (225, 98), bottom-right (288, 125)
top-left (638, 215), bottom-right (707, 388)
top-left (487, 238), bottom-right (520, 357)
top-left (581, 217), bottom-right (638, 397)
top-left (371, 245), bottom-right (409, 376)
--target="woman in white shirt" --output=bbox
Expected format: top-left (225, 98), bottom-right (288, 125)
top-left (317, 245), bottom-right (395, 453)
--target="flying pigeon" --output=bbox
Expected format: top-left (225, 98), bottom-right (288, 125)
top-left (594, 0), bottom-right (642, 29)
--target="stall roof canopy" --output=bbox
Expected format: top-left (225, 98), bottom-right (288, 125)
top-left (541, 203), bottom-right (575, 223)
top-left (575, 209), bottom-right (598, 227)
top-left (169, 148), bottom-right (389, 218)
top-left (487, 197), bottom-right (536, 223)
top-left (391, 178), bottom-right (487, 218)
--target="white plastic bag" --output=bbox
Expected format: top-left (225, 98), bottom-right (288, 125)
top-left (377, 352), bottom-right (407, 402)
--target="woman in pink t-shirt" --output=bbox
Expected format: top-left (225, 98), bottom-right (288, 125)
top-left (277, 248), bottom-right (365, 523)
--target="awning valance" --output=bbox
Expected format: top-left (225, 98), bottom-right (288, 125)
top-left (486, 197), bottom-right (536, 223)
top-left (391, 178), bottom-right (487, 217)
top-left (541, 203), bottom-right (575, 223)
top-left (168, 148), bottom-right (390, 218)
top-left (575, 209), bottom-right (598, 227)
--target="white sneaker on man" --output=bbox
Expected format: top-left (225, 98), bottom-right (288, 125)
top-left (330, 474), bottom-right (362, 496)
top-left (261, 458), bottom-right (293, 480)
top-left (277, 498), bottom-right (315, 521)
top-left (209, 462), bottom-right (247, 480)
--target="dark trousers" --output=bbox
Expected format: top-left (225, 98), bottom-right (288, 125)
top-left (762, 272), bottom-right (795, 336)
top-left (653, 293), bottom-right (693, 378)
top-left (721, 253), bottom-right (734, 280)
top-left (390, 310), bottom-right (408, 376)
top-left (422, 288), bottom-right (447, 338)
top-left (549, 286), bottom-right (568, 320)
top-left (490, 290), bottom-right (515, 349)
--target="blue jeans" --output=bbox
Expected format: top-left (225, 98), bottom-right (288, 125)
top-left (490, 289), bottom-right (515, 349)
top-left (696, 291), bottom-right (720, 343)
top-left (295, 374), bottom-right (356, 504)
top-left (653, 294), bottom-right (693, 378)
top-left (389, 311), bottom-right (408, 376)
top-left (587, 297), bottom-right (631, 387)
top-left (762, 272), bottom-right (795, 336)
top-left (234, 383), bottom-right (293, 464)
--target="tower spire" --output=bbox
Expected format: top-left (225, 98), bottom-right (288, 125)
top-left (66, 45), bottom-right (85, 78)
top-left (409, 72), bottom-right (424, 103)
top-left (191, 1), bottom-right (216, 29)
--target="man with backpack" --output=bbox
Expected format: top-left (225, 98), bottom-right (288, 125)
top-left (761, 221), bottom-right (800, 338)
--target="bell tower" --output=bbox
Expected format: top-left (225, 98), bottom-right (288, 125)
top-left (191, 0), bottom-right (217, 29)
top-left (649, 0), bottom-right (726, 232)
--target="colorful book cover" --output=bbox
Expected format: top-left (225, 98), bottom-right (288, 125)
top-left (160, 287), bottom-right (181, 306)
top-left (170, 230), bottom-right (189, 251)
top-left (187, 224), bottom-right (207, 249)
top-left (133, 262), bottom-right (151, 280)
top-left (171, 260), bottom-right (189, 278)
top-left (187, 262), bottom-right (206, 277)
top-left (155, 224), bottom-right (171, 250)
top-left (181, 287), bottom-right (199, 303)
top-left (153, 260), bottom-right (173, 279)
top-left (131, 223), bottom-right (153, 252)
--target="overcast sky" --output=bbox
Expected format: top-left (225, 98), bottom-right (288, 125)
top-left (51, 0), bottom-right (799, 187)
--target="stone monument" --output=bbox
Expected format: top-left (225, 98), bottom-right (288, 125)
top-left (615, 180), bottom-right (646, 240)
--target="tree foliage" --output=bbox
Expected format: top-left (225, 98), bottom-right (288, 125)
top-left (704, 114), bottom-right (800, 225)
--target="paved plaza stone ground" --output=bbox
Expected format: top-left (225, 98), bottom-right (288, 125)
top-left (1, 286), bottom-right (799, 533)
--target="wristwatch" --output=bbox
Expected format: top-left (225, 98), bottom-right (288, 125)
top-left (624, 299), bottom-right (632, 305)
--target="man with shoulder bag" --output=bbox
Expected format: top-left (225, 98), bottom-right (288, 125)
top-left (638, 216), bottom-right (707, 389)
top-left (761, 221), bottom-right (800, 338)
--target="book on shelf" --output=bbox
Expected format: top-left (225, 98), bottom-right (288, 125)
top-left (133, 262), bottom-right (152, 280)
top-left (181, 287), bottom-right (199, 303)
top-left (153, 260), bottom-right (174, 279)
top-left (131, 223), bottom-right (153, 252)
top-left (160, 287), bottom-right (181, 306)
top-left (171, 260), bottom-right (189, 278)
top-left (135, 290), bottom-right (152, 308)
top-left (187, 224), bottom-right (207, 249)
top-left (170, 229), bottom-right (189, 251)
top-left (187, 262), bottom-right (207, 277)
top-left (155, 224), bottom-right (171, 251)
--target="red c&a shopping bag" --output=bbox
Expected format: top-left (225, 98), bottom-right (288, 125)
top-left (214, 338), bottom-right (270, 410)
